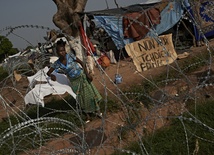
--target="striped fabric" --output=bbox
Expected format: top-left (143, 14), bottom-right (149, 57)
top-left (68, 72), bottom-right (102, 113)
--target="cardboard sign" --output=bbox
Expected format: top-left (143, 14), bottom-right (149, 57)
top-left (125, 34), bottom-right (177, 72)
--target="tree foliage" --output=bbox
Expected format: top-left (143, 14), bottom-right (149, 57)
top-left (0, 36), bottom-right (17, 61)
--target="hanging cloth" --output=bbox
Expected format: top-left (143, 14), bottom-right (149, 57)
top-left (79, 22), bottom-right (95, 56)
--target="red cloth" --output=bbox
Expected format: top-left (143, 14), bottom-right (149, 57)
top-left (79, 24), bottom-right (95, 56)
top-left (123, 8), bottom-right (161, 41)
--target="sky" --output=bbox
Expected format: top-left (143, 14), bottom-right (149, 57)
top-left (0, 0), bottom-right (145, 50)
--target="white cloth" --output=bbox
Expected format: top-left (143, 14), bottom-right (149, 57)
top-left (24, 67), bottom-right (76, 107)
top-left (27, 67), bottom-right (49, 86)
top-left (49, 56), bottom-right (58, 64)
top-left (106, 50), bottom-right (117, 64)
top-left (86, 55), bottom-right (95, 75)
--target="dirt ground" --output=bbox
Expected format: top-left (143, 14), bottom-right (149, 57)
top-left (1, 39), bottom-right (214, 154)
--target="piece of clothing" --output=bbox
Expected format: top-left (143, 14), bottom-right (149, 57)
top-left (79, 23), bottom-right (95, 56)
top-left (123, 7), bottom-right (161, 41)
top-left (24, 67), bottom-right (76, 107)
top-left (68, 72), bottom-right (102, 113)
top-left (51, 53), bottom-right (82, 79)
top-left (86, 55), bottom-right (95, 75)
top-left (51, 53), bottom-right (102, 113)
top-left (106, 50), bottom-right (117, 64)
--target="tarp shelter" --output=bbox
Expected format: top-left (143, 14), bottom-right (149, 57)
top-left (87, 0), bottom-right (186, 50)
top-left (87, 0), bottom-right (214, 49)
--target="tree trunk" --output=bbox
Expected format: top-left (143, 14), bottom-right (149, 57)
top-left (52, 0), bottom-right (88, 37)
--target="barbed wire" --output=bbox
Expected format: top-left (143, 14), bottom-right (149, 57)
top-left (0, 0), bottom-right (214, 154)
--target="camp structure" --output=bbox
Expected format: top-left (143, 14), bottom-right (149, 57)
top-left (85, 0), bottom-right (214, 50)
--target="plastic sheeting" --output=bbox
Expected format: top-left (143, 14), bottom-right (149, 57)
top-left (94, 16), bottom-right (133, 49)
top-left (94, 0), bottom-right (184, 49)
top-left (146, 0), bottom-right (184, 37)
top-left (24, 67), bottom-right (76, 107)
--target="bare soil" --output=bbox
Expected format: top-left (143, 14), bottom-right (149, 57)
top-left (1, 39), bottom-right (214, 154)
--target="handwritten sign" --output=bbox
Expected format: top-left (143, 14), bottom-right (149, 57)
top-left (125, 34), bottom-right (177, 72)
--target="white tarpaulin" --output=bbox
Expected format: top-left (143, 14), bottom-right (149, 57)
top-left (24, 67), bottom-right (76, 107)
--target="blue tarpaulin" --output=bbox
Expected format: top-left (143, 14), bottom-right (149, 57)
top-left (146, 0), bottom-right (184, 37)
top-left (94, 16), bottom-right (133, 50)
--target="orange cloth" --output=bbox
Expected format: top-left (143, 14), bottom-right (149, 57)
top-left (97, 55), bottom-right (110, 68)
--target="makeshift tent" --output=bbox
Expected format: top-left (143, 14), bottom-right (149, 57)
top-left (86, 0), bottom-right (214, 49)
top-left (87, 0), bottom-right (186, 49)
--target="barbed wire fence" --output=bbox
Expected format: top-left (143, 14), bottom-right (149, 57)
top-left (0, 0), bottom-right (214, 154)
